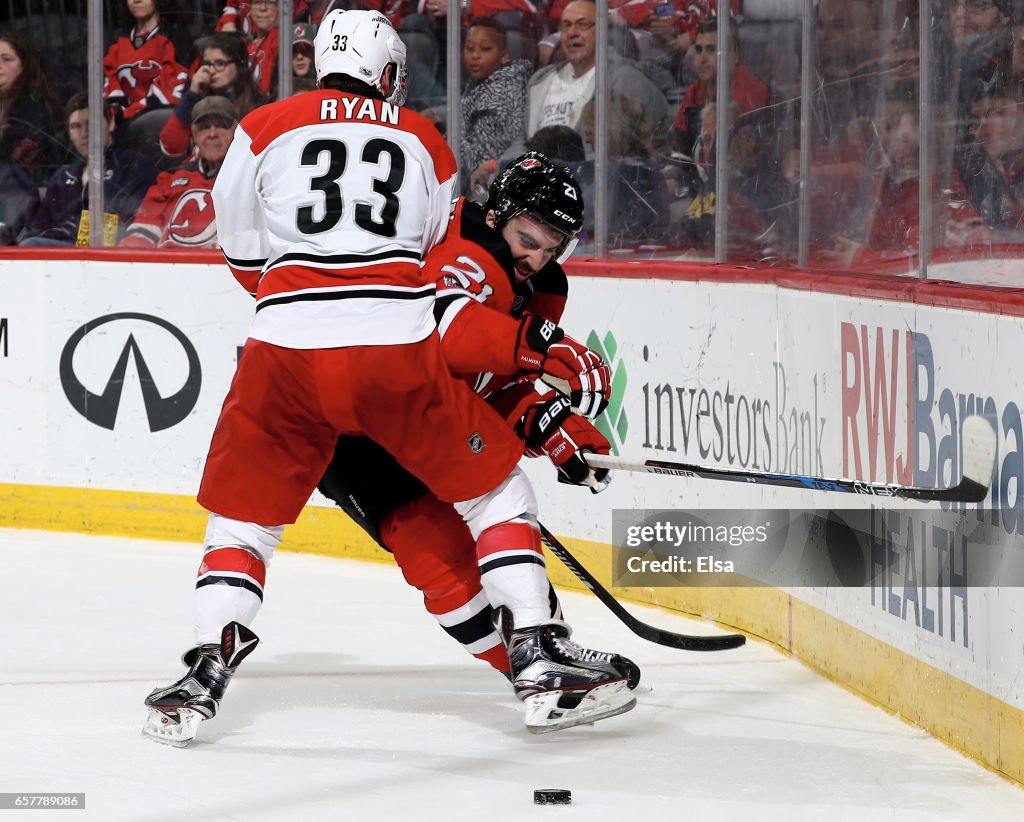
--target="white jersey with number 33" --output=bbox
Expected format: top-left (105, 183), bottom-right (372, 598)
top-left (213, 90), bottom-right (458, 349)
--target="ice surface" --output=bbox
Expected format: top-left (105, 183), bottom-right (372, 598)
top-left (0, 529), bottom-right (1020, 821)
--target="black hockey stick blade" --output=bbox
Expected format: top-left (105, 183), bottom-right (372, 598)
top-left (538, 524), bottom-right (746, 652)
top-left (585, 415), bottom-right (997, 504)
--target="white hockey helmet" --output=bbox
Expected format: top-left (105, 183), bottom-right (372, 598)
top-left (314, 9), bottom-right (408, 106)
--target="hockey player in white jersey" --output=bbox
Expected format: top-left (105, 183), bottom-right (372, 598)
top-left (142, 10), bottom-right (626, 746)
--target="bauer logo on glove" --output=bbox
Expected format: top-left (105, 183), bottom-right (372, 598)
top-left (518, 394), bottom-right (613, 493)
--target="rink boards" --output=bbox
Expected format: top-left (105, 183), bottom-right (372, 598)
top-left (0, 251), bottom-right (1022, 784)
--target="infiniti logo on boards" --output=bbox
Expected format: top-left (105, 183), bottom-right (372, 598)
top-left (60, 312), bottom-right (202, 431)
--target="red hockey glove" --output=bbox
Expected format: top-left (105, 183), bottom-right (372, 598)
top-left (517, 394), bottom-right (613, 493)
top-left (513, 314), bottom-right (611, 420)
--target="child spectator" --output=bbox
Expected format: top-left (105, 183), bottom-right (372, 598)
top-left (103, 0), bottom-right (191, 124)
top-left (159, 33), bottom-right (266, 159)
top-left (120, 96), bottom-right (237, 249)
top-left (19, 92), bottom-right (156, 247)
top-left (460, 18), bottom-right (532, 195)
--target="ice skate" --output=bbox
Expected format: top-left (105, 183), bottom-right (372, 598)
top-left (142, 621), bottom-right (259, 747)
top-left (494, 607), bottom-right (640, 733)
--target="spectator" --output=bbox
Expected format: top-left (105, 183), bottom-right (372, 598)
top-left (295, 0), bottom-right (401, 27)
top-left (247, 0), bottom-right (281, 96)
top-left (159, 32), bottom-right (266, 159)
top-left (291, 23), bottom-right (318, 80)
top-left (523, 0), bottom-right (667, 151)
top-left (952, 0), bottom-right (1015, 114)
top-left (525, 124), bottom-right (586, 161)
top-left (670, 99), bottom-right (774, 254)
top-left (120, 96), bottom-right (237, 249)
top-left (216, 0), bottom-right (256, 35)
top-left (824, 86), bottom-right (986, 266)
top-left (19, 92), bottom-right (156, 247)
top-left (669, 17), bottom-right (768, 161)
top-left (0, 32), bottom-right (64, 241)
top-left (461, 18), bottom-right (532, 195)
top-left (811, 0), bottom-right (881, 150)
top-left (398, 0), bottom-right (540, 111)
top-left (103, 0), bottom-right (191, 125)
top-left (0, 32), bottom-right (63, 179)
top-left (579, 91), bottom-right (670, 246)
top-left (956, 80), bottom-right (1024, 234)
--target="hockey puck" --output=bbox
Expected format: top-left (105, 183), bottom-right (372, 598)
top-left (534, 789), bottom-right (571, 805)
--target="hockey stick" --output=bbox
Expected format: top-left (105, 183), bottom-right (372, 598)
top-left (584, 415), bottom-right (997, 504)
top-left (538, 523), bottom-right (747, 652)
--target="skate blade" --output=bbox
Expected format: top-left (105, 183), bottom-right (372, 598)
top-left (524, 681), bottom-right (637, 734)
top-left (141, 707), bottom-right (203, 748)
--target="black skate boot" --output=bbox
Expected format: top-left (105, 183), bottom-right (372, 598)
top-left (142, 621), bottom-right (259, 747)
top-left (494, 607), bottom-right (640, 733)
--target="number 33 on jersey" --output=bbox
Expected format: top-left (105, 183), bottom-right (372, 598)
top-left (212, 90), bottom-right (457, 350)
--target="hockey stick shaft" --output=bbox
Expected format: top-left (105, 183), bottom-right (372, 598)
top-left (538, 523), bottom-right (746, 652)
top-left (585, 415), bottom-right (997, 504)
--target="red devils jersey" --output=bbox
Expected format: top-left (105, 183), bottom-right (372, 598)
top-left (122, 161), bottom-right (219, 249)
top-left (103, 26), bottom-right (190, 120)
top-left (213, 87), bottom-right (457, 349)
top-left (247, 28), bottom-right (279, 96)
top-left (430, 198), bottom-right (568, 388)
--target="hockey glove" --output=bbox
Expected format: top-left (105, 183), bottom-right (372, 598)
top-left (517, 394), bottom-right (613, 493)
top-left (513, 314), bottom-right (612, 420)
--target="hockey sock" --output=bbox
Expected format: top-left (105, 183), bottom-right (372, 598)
top-left (424, 586), bottom-right (510, 673)
top-left (476, 520), bottom-right (552, 629)
top-left (194, 546), bottom-right (266, 645)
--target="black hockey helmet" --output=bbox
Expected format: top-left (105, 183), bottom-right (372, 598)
top-left (485, 152), bottom-right (584, 262)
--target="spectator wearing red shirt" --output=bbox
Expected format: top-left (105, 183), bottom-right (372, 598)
top-left (103, 0), bottom-right (191, 124)
top-left (669, 16), bottom-right (768, 160)
top-left (121, 96), bottom-right (237, 249)
top-left (246, 0), bottom-right (281, 96)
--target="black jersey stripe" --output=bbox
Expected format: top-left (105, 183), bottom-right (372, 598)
top-left (256, 285), bottom-right (436, 312)
top-left (267, 249), bottom-right (422, 268)
top-left (441, 605), bottom-right (498, 646)
top-left (223, 253), bottom-right (268, 269)
top-left (479, 554), bottom-right (546, 575)
top-left (196, 575), bottom-right (264, 601)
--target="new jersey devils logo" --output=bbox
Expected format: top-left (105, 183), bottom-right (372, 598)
top-left (165, 189), bottom-right (218, 247)
top-left (116, 59), bottom-right (162, 89)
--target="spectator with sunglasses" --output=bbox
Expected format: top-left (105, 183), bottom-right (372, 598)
top-left (159, 33), bottom-right (267, 159)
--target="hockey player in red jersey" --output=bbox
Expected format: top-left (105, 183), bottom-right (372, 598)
top-left (317, 154), bottom-right (641, 732)
top-left (142, 11), bottom-right (627, 746)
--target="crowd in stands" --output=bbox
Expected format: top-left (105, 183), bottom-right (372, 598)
top-left (3, 0), bottom-right (1024, 266)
